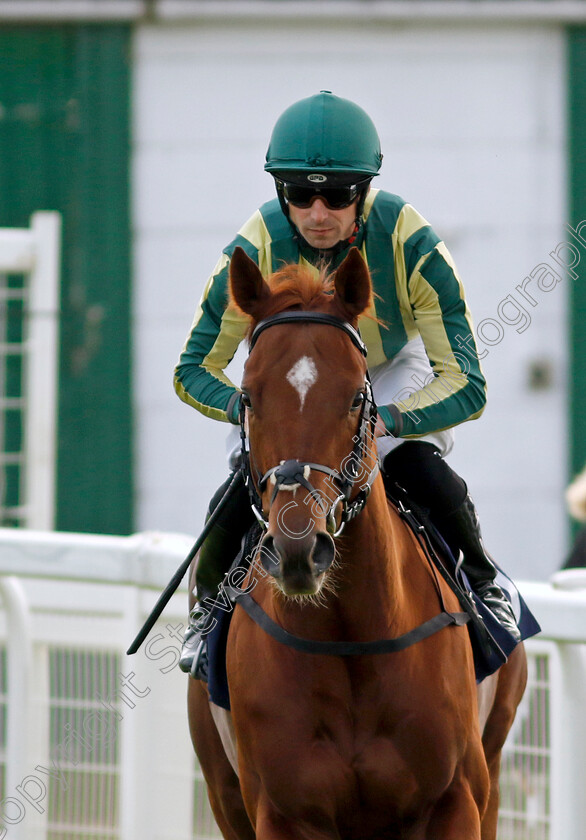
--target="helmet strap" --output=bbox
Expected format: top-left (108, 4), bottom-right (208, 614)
top-left (275, 180), bottom-right (291, 219)
top-left (348, 222), bottom-right (360, 245)
top-left (355, 184), bottom-right (370, 221)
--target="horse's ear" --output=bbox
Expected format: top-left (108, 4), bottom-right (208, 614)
top-left (229, 246), bottom-right (272, 317)
top-left (332, 247), bottom-right (372, 321)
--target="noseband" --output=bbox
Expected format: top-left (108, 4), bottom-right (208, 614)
top-left (239, 311), bottom-right (379, 537)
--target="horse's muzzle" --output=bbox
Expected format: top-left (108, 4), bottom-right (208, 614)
top-left (258, 531), bottom-right (336, 596)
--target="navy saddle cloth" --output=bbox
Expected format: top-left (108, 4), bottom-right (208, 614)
top-left (205, 508), bottom-right (540, 711)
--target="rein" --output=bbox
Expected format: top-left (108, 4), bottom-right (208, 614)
top-left (232, 590), bottom-right (469, 656)
top-left (223, 494), bottom-right (471, 657)
top-left (240, 311), bottom-right (379, 537)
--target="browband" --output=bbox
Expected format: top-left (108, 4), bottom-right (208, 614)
top-left (249, 311), bottom-right (367, 357)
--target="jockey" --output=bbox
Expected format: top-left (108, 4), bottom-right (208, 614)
top-left (175, 91), bottom-right (520, 677)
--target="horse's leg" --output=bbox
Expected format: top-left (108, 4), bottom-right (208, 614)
top-left (186, 559), bottom-right (254, 840)
top-left (254, 797), bottom-right (339, 840)
top-left (187, 678), bottom-right (255, 840)
top-left (480, 644), bottom-right (528, 840)
top-left (425, 774), bottom-right (485, 839)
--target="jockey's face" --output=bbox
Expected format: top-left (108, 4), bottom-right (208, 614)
top-left (288, 196), bottom-right (358, 250)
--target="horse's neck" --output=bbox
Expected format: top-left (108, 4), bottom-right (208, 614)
top-left (334, 479), bottom-right (431, 632)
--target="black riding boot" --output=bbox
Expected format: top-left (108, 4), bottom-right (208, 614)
top-left (179, 471), bottom-right (254, 679)
top-left (195, 470), bottom-right (254, 602)
top-left (438, 495), bottom-right (521, 643)
top-left (383, 442), bottom-right (521, 644)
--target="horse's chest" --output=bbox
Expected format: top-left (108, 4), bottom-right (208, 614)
top-left (346, 710), bottom-right (459, 807)
top-left (251, 699), bottom-right (459, 827)
top-left (231, 624), bottom-right (476, 832)
top-left (264, 724), bottom-right (459, 838)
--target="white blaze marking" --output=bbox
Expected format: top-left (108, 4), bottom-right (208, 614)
top-left (286, 356), bottom-right (318, 411)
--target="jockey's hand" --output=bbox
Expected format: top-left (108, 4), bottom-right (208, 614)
top-left (374, 413), bottom-right (387, 437)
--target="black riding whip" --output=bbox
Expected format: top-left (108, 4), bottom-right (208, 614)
top-left (126, 468), bottom-right (245, 655)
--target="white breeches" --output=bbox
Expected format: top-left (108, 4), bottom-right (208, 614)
top-left (370, 336), bottom-right (455, 460)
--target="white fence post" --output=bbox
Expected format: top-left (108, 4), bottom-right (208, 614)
top-left (25, 213), bottom-right (61, 532)
top-left (0, 212), bottom-right (61, 530)
top-left (0, 576), bottom-right (34, 840)
top-left (555, 644), bottom-right (586, 838)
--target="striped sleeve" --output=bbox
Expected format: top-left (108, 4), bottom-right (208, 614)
top-left (173, 213), bottom-right (269, 423)
top-left (388, 204), bottom-right (487, 437)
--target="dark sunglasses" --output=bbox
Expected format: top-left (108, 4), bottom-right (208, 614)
top-left (278, 180), bottom-right (365, 209)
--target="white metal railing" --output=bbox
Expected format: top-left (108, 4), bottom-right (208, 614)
top-left (0, 528), bottom-right (584, 839)
top-left (501, 571), bottom-right (586, 840)
top-left (0, 213), bottom-right (61, 530)
top-left (0, 528), bottom-right (201, 840)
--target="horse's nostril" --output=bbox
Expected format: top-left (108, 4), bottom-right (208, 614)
top-left (259, 529), bottom-right (335, 596)
top-left (259, 534), bottom-right (281, 577)
top-left (312, 532), bottom-right (336, 575)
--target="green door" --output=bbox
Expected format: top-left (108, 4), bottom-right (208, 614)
top-left (568, 27), bottom-right (586, 487)
top-left (0, 25), bottom-right (132, 534)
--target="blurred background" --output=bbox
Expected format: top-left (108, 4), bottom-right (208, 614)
top-left (2, 4), bottom-right (586, 840)
top-left (1, 0), bottom-right (585, 579)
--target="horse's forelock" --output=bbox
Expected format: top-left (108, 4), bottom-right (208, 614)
top-left (230, 260), bottom-right (376, 337)
top-left (245, 264), bottom-right (335, 326)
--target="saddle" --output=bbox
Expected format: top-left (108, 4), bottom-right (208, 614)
top-left (202, 494), bottom-right (540, 711)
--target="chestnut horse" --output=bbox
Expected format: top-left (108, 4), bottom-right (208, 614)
top-left (187, 246), bottom-right (527, 840)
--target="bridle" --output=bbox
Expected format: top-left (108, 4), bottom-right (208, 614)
top-left (231, 309), bottom-right (472, 658)
top-left (239, 311), bottom-right (380, 538)
top-left (127, 314), bottom-right (471, 662)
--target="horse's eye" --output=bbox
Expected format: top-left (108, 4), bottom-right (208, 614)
top-left (241, 392), bottom-right (252, 409)
top-left (351, 391), bottom-right (365, 410)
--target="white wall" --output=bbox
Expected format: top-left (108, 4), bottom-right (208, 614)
top-left (132, 19), bottom-right (567, 580)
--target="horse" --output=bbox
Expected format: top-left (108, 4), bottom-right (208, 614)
top-left (187, 246), bottom-right (528, 840)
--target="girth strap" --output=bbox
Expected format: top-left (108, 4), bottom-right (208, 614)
top-left (233, 590), bottom-right (470, 656)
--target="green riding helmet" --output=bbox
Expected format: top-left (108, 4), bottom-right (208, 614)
top-left (265, 90), bottom-right (383, 185)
